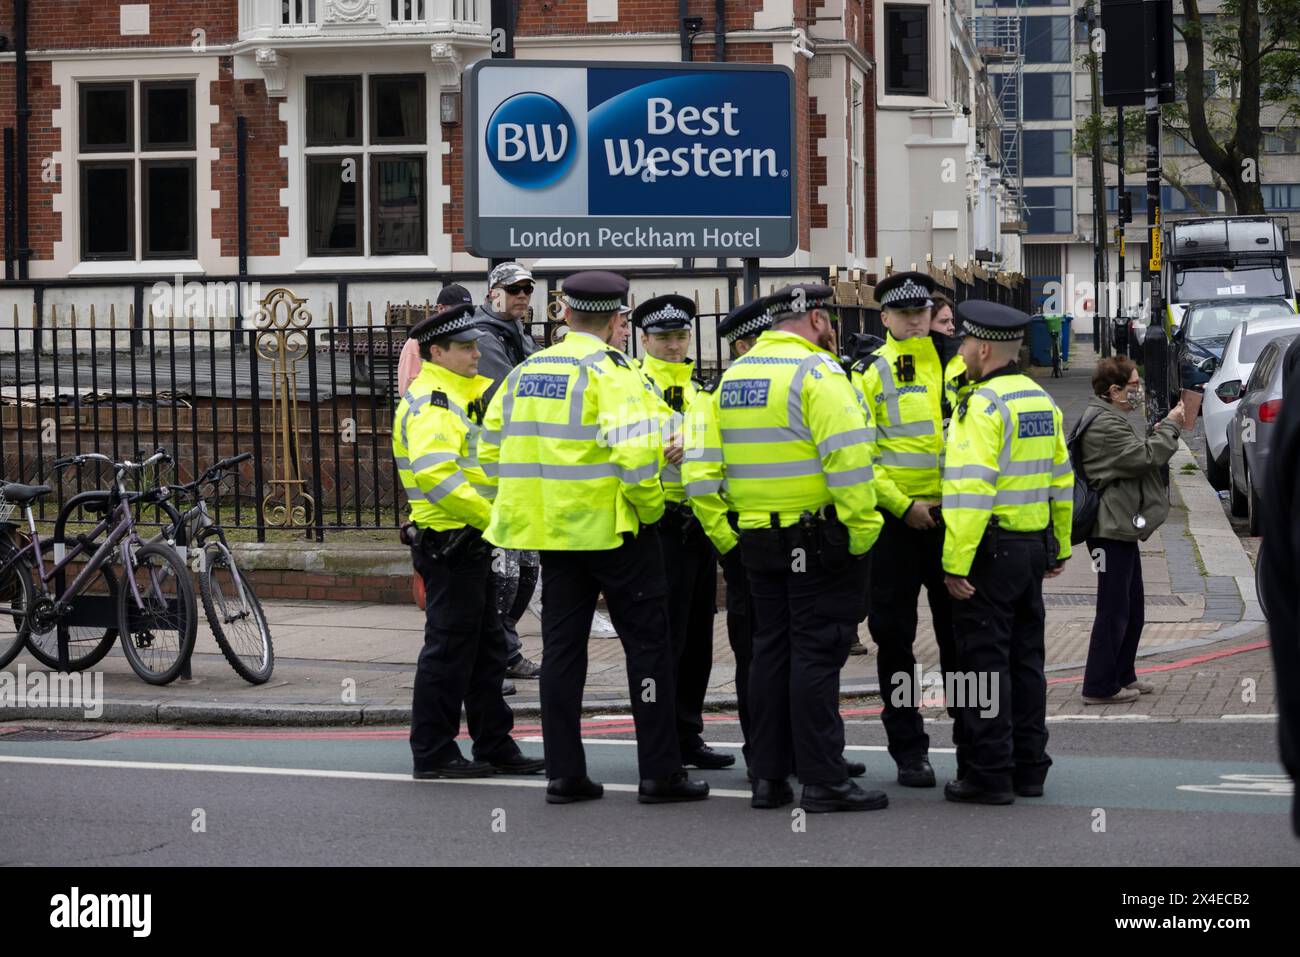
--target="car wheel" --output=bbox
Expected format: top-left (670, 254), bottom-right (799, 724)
top-left (1204, 438), bottom-right (1230, 491)
top-left (1246, 463), bottom-right (1264, 537)
top-left (1228, 459), bottom-right (1249, 517)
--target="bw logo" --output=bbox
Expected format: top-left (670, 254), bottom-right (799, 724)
top-left (486, 92), bottom-right (577, 190)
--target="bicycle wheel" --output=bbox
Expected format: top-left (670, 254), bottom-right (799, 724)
top-left (24, 539), bottom-right (119, 671)
top-left (199, 543), bottom-right (274, 684)
top-left (117, 541), bottom-right (197, 685)
top-left (0, 551), bottom-right (35, 669)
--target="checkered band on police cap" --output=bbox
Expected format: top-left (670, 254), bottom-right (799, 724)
top-left (415, 305), bottom-right (475, 343)
top-left (641, 304), bottom-right (691, 328)
top-left (726, 312), bottom-right (773, 343)
top-left (562, 293), bottom-right (624, 313)
top-left (960, 319), bottom-right (1024, 342)
top-left (767, 285), bottom-right (834, 320)
top-left (879, 279), bottom-right (932, 308)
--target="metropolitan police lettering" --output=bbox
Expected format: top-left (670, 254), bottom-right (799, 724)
top-left (719, 379), bottom-right (770, 409)
top-left (518, 374), bottom-right (569, 400)
top-left (1018, 410), bottom-right (1055, 438)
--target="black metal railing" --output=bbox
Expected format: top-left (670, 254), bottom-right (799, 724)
top-left (1, 269), bottom-right (1027, 541)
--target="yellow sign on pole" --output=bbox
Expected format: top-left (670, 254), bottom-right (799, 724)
top-left (1116, 227), bottom-right (1125, 258)
top-left (1148, 206), bottom-right (1161, 272)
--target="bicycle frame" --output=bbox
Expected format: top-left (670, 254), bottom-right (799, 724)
top-left (156, 495), bottom-right (253, 617)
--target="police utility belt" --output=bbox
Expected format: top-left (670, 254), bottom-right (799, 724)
top-left (737, 505), bottom-right (855, 573)
top-left (976, 516), bottom-right (1059, 567)
top-left (400, 521), bottom-right (490, 563)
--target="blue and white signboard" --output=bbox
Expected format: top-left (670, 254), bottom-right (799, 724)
top-left (464, 60), bottom-right (797, 258)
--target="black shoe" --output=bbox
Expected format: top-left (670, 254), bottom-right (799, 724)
top-left (682, 745), bottom-right (736, 770)
top-left (800, 780), bottom-right (889, 813)
top-left (845, 759), bottom-right (866, 778)
top-left (489, 752), bottom-right (547, 775)
top-left (413, 757), bottom-right (497, 780)
top-left (502, 679), bottom-right (517, 696)
top-left (751, 778), bottom-right (795, 809)
top-left (943, 779), bottom-right (1015, 805)
top-left (897, 757), bottom-right (936, 788)
top-left (638, 770), bottom-right (710, 804)
top-left (546, 776), bottom-right (604, 804)
top-left (1014, 782), bottom-right (1044, 798)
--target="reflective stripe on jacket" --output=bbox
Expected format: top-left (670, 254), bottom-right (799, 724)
top-left (850, 332), bottom-right (945, 518)
top-left (941, 368), bottom-right (1074, 576)
top-left (716, 329), bottom-right (883, 556)
top-left (393, 362), bottom-right (495, 532)
top-left (640, 353), bottom-right (702, 504)
top-left (479, 331), bottom-right (665, 551)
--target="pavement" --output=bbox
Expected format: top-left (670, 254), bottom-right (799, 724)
top-left (0, 334), bottom-right (1275, 726)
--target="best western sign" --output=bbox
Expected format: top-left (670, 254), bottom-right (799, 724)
top-left (464, 60), bottom-right (797, 258)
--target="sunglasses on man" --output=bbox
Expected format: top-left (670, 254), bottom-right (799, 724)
top-left (503, 283), bottom-right (535, 295)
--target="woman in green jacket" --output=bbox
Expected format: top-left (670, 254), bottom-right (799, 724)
top-left (1078, 357), bottom-right (1186, 704)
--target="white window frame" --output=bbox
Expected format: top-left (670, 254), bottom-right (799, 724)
top-left (76, 77), bottom-right (199, 264)
top-left (301, 71), bottom-right (430, 260)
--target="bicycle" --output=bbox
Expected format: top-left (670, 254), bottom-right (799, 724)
top-left (150, 452), bottom-right (274, 685)
top-left (0, 450), bottom-right (198, 684)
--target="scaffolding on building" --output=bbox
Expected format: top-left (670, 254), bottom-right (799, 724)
top-left (974, 7), bottom-right (1026, 223)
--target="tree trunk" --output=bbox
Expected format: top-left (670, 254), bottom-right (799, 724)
top-left (1180, 0), bottom-right (1266, 214)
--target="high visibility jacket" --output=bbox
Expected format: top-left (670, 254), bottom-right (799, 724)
top-left (941, 367), bottom-right (1074, 576)
top-left (639, 354), bottom-right (703, 504)
top-left (681, 387), bottom-right (736, 555)
top-left (715, 329), bottom-right (883, 555)
top-left (479, 331), bottom-right (665, 551)
top-left (850, 332), bottom-right (944, 519)
top-left (393, 362), bottom-right (495, 532)
top-left (943, 354), bottom-right (970, 417)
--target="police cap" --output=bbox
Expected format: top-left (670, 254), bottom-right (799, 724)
top-left (718, 296), bottom-right (774, 343)
top-left (767, 283), bottom-right (835, 321)
top-left (957, 299), bottom-right (1031, 342)
top-left (561, 271), bottom-right (629, 313)
top-left (632, 294), bottom-right (695, 333)
top-left (874, 270), bottom-right (936, 311)
top-left (409, 303), bottom-right (485, 345)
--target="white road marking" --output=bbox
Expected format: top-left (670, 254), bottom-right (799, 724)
top-left (518, 737), bottom-right (959, 754)
top-left (0, 755), bottom-right (754, 798)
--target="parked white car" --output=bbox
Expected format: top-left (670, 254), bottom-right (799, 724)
top-left (1202, 313), bottom-right (1300, 489)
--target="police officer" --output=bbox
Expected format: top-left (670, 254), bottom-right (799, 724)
top-left (850, 270), bottom-right (958, 788)
top-left (393, 304), bottom-right (546, 779)
top-left (941, 300), bottom-right (1074, 804)
top-left (480, 271), bottom-right (708, 806)
top-left (715, 283), bottom-right (887, 813)
top-left (683, 296), bottom-right (775, 772)
top-left (633, 294), bottom-right (734, 770)
top-left (685, 297), bottom-right (872, 784)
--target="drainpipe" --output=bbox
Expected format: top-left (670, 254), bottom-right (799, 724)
top-left (15, 0), bottom-right (30, 280)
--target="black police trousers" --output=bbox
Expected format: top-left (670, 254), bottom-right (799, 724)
top-left (949, 532), bottom-right (1053, 792)
top-left (867, 511), bottom-right (959, 764)
top-left (410, 544), bottom-right (520, 771)
top-left (743, 528), bottom-right (866, 786)
top-left (720, 545), bottom-right (754, 765)
top-left (658, 505), bottom-right (718, 754)
top-left (537, 530), bottom-right (680, 780)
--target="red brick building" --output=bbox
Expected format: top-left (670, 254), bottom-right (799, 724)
top-left (0, 1), bottom-right (876, 314)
